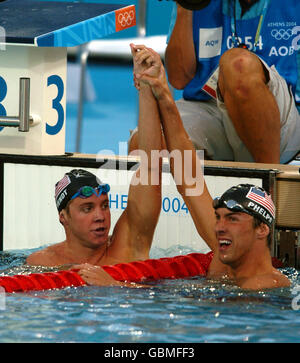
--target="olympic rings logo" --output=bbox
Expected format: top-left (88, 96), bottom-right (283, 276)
top-left (271, 28), bottom-right (293, 41)
top-left (118, 10), bottom-right (135, 28)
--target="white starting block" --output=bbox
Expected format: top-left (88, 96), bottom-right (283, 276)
top-left (0, 0), bottom-right (136, 155)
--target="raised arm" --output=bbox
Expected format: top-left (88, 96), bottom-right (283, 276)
top-left (112, 45), bottom-right (163, 260)
top-left (136, 50), bottom-right (218, 253)
top-left (165, 4), bottom-right (196, 89)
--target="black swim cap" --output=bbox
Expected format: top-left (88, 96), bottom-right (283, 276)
top-left (175, 0), bottom-right (211, 10)
top-left (55, 169), bottom-right (108, 212)
top-left (213, 184), bottom-right (275, 227)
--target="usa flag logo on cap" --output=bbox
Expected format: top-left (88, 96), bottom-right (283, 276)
top-left (246, 187), bottom-right (275, 218)
top-left (55, 175), bottom-right (71, 199)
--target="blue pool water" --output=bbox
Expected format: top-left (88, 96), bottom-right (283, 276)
top-left (0, 247), bottom-right (300, 343)
top-left (66, 63), bottom-right (139, 154)
top-left (65, 62), bottom-right (183, 155)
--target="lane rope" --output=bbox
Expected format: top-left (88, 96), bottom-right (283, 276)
top-left (0, 252), bottom-right (283, 293)
top-left (0, 252), bottom-right (214, 292)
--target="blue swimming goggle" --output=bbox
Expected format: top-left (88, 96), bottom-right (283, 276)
top-left (71, 184), bottom-right (110, 200)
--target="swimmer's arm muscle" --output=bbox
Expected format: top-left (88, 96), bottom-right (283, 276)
top-left (125, 83), bottom-right (162, 253)
top-left (115, 47), bottom-right (163, 259)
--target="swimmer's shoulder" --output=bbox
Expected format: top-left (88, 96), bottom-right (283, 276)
top-left (26, 242), bottom-right (65, 266)
top-left (238, 269), bottom-right (291, 290)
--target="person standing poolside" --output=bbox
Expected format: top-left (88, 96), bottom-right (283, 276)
top-left (26, 44), bottom-right (165, 286)
top-left (135, 46), bottom-right (290, 289)
top-left (130, 0), bottom-right (300, 164)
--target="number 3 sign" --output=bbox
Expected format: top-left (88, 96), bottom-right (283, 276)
top-left (0, 46), bottom-right (67, 155)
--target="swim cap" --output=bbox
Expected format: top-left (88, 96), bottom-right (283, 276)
top-left (213, 184), bottom-right (275, 227)
top-left (55, 169), bottom-right (109, 212)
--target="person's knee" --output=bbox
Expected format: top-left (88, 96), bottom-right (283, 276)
top-left (218, 48), bottom-right (267, 99)
top-left (220, 48), bottom-right (262, 75)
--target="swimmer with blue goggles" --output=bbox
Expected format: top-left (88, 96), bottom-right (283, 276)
top-left (55, 169), bottom-right (111, 212)
top-left (71, 184), bottom-right (110, 201)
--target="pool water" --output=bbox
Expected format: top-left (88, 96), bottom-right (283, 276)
top-left (0, 247), bottom-right (300, 343)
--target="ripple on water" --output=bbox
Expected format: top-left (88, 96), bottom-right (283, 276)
top-left (0, 249), bottom-right (300, 342)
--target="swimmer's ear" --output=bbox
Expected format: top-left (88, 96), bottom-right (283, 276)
top-left (59, 210), bottom-right (68, 226)
top-left (255, 223), bottom-right (270, 240)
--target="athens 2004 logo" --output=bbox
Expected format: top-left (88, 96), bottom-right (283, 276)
top-left (271, 28), bottom-right (294, 41)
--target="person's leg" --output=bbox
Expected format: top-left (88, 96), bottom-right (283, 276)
top-left (265, 65), bottom-right (300, 164)
top-left (218, 48), bottom-right (280, 163)
top-left (128, 99), bottom-right (235, 161)
top-left (176, 99), bottom-right (234, 161)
